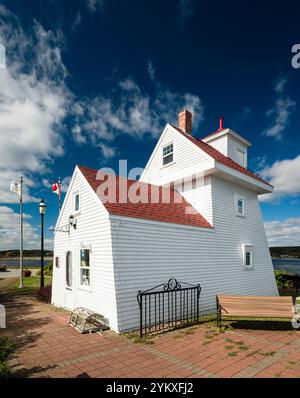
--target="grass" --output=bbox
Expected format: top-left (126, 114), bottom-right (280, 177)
top-left (259, 351), bottom-right (276, 357)
top-left (125, 332), bottom-right (155, 345)
top-left (9, 276), bottom-right (52, 295)
top-left (238, 345), bottom-right (249, 351)
top-left (202, 340), bottom-right (213, 346)
top-left (227, 351), bottom-right (238, 357)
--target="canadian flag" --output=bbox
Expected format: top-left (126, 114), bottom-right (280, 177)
top-left (52, 180), bottom-right (61, 196)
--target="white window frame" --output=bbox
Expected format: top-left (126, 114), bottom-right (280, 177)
top-left (243, 244), bottom-right (254, 269)
top-left (73, 191), bottom-right (80, 214)
top-left (235, 147), bottom-right (246, 167)
top-left (79, 248), bottom-right (91, 288)
top-left (235, 195), bottom-right (246, 217)
top-left (162, 142), bottom-right (174, 167)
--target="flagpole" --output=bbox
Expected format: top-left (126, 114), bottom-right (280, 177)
top-left (58, 177), bottom-right (62, 212)
top-left (19, 176), bottom-right (24, 289)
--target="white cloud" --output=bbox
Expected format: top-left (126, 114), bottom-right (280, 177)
top-left (99, 143), bottom-right (117, 160)
top-left (85, 0), bottom-right (108, 13)
top-left (0, 10), bottom-right (71, 202)
top-left (0, 206), bottom-right (53, 250)
top-left (73, 77), bottom-right (204, 144)
top-left (251, 155), bottom-right (267, 173)
top-left (263, 77), bottom-right (296, 140)
top-left (260, 155), bottom-right (300, 202)
top-left (264, 217), bottom-right (300, 247)
top-left (71, 11), bottom-right (82, 31)
top-left (274, 76), bottom-right (288, 94)
top-left (178, 0), bottom-right (194, 21)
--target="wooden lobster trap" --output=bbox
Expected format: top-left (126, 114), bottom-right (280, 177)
top-left (69, 307), bottom-right (109, 334)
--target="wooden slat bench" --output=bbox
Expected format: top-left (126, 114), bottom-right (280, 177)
top-left (216, 294), bottom-right (295, 327)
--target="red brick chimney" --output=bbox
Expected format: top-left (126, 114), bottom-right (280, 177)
top-left (178, 109), bottom-right (192, 135)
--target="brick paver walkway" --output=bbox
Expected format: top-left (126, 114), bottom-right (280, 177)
top-left (1, 291), bottom-right (300, 378)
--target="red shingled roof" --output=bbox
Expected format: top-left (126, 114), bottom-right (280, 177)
top-left (78, 165), bottom-right (212, 229)
top-left (171, 126), bottom-right (272, 188)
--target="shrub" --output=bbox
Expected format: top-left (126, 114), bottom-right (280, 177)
top-left (36, 261), bottom-right (53, 277)
top-left (275, 270), bottom-right (294, 290)
top-left (22, 270), bottom-right (31, 277)
top-left (0, 266), bottom-right (7, 272)
top-left (0, 336), bottom-right (15, 377)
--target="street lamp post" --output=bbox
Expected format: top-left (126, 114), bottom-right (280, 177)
top-left (39, 198), bottom-right (47, 289)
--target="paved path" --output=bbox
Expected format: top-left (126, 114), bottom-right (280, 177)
top-left (1, 292), bottom-right (300, 378)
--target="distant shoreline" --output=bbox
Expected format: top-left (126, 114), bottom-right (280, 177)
top-left (0, 257), bottom-right (52, 261)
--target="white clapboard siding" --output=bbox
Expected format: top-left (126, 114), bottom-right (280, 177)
top-left (110, 175), bottom-right (277, 333)
top-left (206, 135), bottom-right (228, 156)
top-left (205, 134), bottom-right (248, 167)
top-left (141, 125), bottom-right (212, 186)
top-left (179, 175), bottom-right (213, 226)
top-left (51, 168), bottom-right (119, 331)
top-left (227, 137), bottom-right (248, 167)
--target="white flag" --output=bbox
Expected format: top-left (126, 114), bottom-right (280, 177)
top-left (10, 181), bottom-right (21, 196)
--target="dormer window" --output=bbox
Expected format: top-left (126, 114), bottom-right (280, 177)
top-left (235, 148), bottom-right (246, 167)
top-left (162, 143), bottom-right (173, 166)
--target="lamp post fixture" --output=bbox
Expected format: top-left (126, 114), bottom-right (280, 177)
top-left (39, 198), bottom-right (47, 289)
top-left (69, 214), bottom-right (75, 229)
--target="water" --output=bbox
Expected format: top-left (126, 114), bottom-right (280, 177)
top-left (1, 258), bottom-right (300, 274)
top-left (272, 258), bottom-right (300, 276)
top-left (0, 259), bottom-right (42, 267)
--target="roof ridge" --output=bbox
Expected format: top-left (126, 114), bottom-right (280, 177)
top-left (77, 164), bottom-right (181, 193)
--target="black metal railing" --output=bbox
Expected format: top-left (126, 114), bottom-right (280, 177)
top-left (137, 278), bottom-right (201, 337)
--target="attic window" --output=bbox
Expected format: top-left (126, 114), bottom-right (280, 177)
top-left (162, 143), bottom-right (173, 165)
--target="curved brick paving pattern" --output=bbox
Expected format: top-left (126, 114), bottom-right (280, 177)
top-left (1, 292), bottom-right (300, 378)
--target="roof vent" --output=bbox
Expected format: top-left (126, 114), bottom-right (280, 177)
top-left (218, 116), bottom-right (224, 131)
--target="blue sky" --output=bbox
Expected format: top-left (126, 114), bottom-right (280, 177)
top-left (0, 0), bottom-right (300, 249)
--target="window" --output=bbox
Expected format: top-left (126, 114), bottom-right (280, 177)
top-left (66, 251), bottom-right (72, 288)
top-left (55, 256), bottom-right (59, 268)
top-left (74, 192), bottom-right (80, 213)
top-left (235, 196), bottom-right (245, 217)
top-left (235, 148), bottom-right (246, 167)
top-left (243, 245), bottom-right (253, 269)
top-left (162, 143), bottom-right (174, 166)
top-left (80, 249), bottom-right (90, 286)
